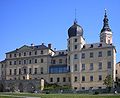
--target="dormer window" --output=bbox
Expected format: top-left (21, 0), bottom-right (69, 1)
top-left (98, 43), bottom-right (102, 47)
top-left (83, 45), bottom-right (85, 49)
top-left (90, 44), bottom-right (93, 48)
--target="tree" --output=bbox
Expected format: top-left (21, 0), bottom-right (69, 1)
top-left (103, 75), bottom-right (113, 92)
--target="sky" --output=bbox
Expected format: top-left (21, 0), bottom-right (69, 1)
top-left (0, 0), bottom-right (120, 62)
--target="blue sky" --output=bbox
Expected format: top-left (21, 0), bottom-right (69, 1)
top-left (0, 0), bottom-right (120, 62)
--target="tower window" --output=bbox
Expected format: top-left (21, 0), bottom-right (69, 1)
top-left (74, 45), bottom-right (77, 49)
top-left (74, 54), bottom-right (78, 59)
top-left (41, 67), bottom-right (43, 74)
top-left (41, 50), bottom-right (43, 54)
top-left (74, 38), bottom-right (77, 42)
top-left (9, 61), bottom-right (12, 65)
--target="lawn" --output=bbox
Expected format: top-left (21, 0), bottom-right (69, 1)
top-left (0, 92), bottom-right (120, 98)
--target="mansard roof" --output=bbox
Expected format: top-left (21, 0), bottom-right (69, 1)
top-left (6, 44), bottom-right (52, 54)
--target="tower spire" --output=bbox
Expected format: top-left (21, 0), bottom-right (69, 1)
top-left (101, 9), bottom-right (111, 32)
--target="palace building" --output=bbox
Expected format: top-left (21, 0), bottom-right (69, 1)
top-left (0, 10), bottom-right (116, 92)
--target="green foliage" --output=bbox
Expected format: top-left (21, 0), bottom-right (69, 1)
top-left (44, 83), bottom-right (71, 91)
top-left (103, 75), bottom-right (113, 88)
top-left (103, 75), bottom-right (113, 92)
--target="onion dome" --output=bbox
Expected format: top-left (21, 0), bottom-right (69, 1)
top-left (68, 20), bottom-right (83, 38)
top-left (101, 9), bottom-right (111, 33)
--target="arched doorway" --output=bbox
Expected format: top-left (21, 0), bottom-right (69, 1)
top-left (0, 84), bottom-right (4, 92)
top-left (27, 83), bottom-right (35, 93)
top-left (18, 83), bottom-right (23, 92)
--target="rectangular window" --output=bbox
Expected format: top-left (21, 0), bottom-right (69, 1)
top-left (74, 54), bottom-right (78, 59)
top-left (74, 45), bottom-right (77, 49)
top-left (34, 68), bottom-right (37, 74)
top-left (41, 67), bottom-right (43, 74)
top-left (24, 69), bottom-right (27, 74)
top-left (24, 52), bottom-right (26, 56)
top-left (82, 76), bottom-right (85, 82)
top-left (90, 76), bottom-right (93, 81)
top-left (35, 51), bottom-right (37, 55)
top-left (90, 63), bottom-right (93, 70)
top-left (41, 50), bottom-right (43, 54)
top-left (90, 52), bottom-right (93, 58)
top-left (9, 61), bottom-right (12, 65)
top-left (9, 54), bottom-right (12, 58)
top-left (35, 59), bottom-right (37, 63)
top-left (29, 60), bottom-right (32, 64)
top-left (14, 69), bottom-right (17, 75)
top-left (63, 77), bottom-right (66, 82)
top-left (107, 50), bottom-right (111, 56)
top-left (19, 69), bottom-right (21, 74)
top-left (74, 64), bottom-right (77, 71)
top-left (14, 61), bottom-right (17, 65)
top-left (82, 53), bottom-right (85, 59)
top-left (19, 61), bottom-right (21, 65)
top-left (14, 54), bottom-right (16, 57)
top-left (9, 69), bottom-right (12, 75)
top-left (29, 68), bottom-right (32, 74)
top-left (59, 59), bottom-right (62, 64)
top-left (41, 59), bottom-right (44, 63)
top-left (19, 53), bottom-right (21, 57)
top-left (108, 61), bottom-right (111, 69)
top-left (50, 78), bottom-right (53, 82)
top-left (98, 62), bottom-right (102, 70)
top-left (99, 75), bottom-right (102, 81)
top-left (98, 51), bottom-right (102, 57)
top-left (82, 64), bottom-right (85, 71)
top-left (24, 60), bottom-right (26, 64)
top-left (74, 76), bottom-right (77, 82)
top-left (57, 77), bottom-right (60, 82)
top-left (29, 52), bottom-right (31, 56)
top-left (74, 38), bottom-right (77, 42)
top-left (53, 60), bottom-right (56, 64)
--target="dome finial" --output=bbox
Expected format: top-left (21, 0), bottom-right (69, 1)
top-left (105, 8), bottom-right (107, 17)
top-left (74, 8), bottom-right (77, 24)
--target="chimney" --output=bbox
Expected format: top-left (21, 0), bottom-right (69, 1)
top-left (48, 44), bottom-right (51, 49)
